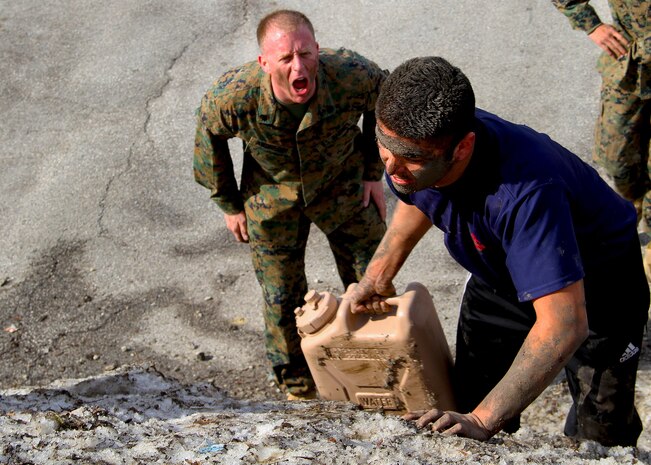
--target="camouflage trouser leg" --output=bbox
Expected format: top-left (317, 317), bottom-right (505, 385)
top-left (250, 240), bottom-right (316, 394)
top-left (250, 241), bottom-right (312, 377)
top-left (594, 78), bottom-right (651, 228)
top-left (246, 198), bottom-right (314, 395)
top-left (245, 191), bottom-right (385, 395)
top-left (325, 202), bottom-right (386, 288)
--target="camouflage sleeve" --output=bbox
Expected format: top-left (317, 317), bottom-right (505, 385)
top-left (361, 60), bottom-right (388, 181)
top-left (361, 110), bottom-right (384, 181)
top-left (193, 99), bottom-right (244, 214)
top-left (551, 0), bottom-right (603, 34)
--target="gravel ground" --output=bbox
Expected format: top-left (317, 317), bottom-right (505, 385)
top-left (2, 366), bottom-right (651, 464)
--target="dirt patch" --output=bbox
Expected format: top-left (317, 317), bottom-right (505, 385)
top-left (0, 240), bottom-right (282, 401)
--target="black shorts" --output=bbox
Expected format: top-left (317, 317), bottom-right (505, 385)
top-left (454, 242), bottom-right (649, 446)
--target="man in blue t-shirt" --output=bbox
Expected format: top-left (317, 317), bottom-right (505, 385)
top-left (348, 56), bottom-right (649, 446)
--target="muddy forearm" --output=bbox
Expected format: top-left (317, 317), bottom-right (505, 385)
top-left (365, 202), bottom-right (431, 282)
top-left (472, 327), bottom-right (570, 433)
top-left (472, 283), bottom-right (588, 434)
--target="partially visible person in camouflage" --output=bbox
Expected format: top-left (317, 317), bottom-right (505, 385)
top-left (552, 0), bottom-right (651, 277)
top-left (193, 10), bottom-right (387, 399)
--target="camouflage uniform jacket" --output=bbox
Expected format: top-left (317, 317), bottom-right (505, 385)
top-left (194, 48), bottom-right (386, 234)
top-left (552, 0), bottom-right (650, 98)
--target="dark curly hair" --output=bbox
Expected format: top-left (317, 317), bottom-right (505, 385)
top-left (376, 57), bottom-right (475, 144)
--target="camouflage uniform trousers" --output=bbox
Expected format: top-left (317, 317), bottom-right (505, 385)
top-left (246, 199), bottom-right (386, 395)
top-left (594, 76), bottom-right (651, 229)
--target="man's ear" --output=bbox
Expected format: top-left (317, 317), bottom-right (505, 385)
top-left (258, 54), bottom-right (269, 74)
top-left (454, 132), bottom-right (476, 161)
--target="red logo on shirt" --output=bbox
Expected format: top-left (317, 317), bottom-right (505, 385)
top-left (471, 232), bottom-right (486, 252)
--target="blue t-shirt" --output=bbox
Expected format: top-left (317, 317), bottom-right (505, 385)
top-left (388, 109), bottom-right (638, 302)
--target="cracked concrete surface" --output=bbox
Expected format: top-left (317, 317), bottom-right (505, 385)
top-left (1, 0), bottom-right (649, 459)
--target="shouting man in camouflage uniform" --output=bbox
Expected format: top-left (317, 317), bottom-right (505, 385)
top-left (553, 0), bottom-right (651, 275)
top-left (193, 10), bottom-right (387, 399)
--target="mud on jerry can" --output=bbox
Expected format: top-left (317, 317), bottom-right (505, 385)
top-left (294, 282), bottom-right (455, 414)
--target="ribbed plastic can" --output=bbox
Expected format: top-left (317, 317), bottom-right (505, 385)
top-left (295, 282), bottom-right (455, 414)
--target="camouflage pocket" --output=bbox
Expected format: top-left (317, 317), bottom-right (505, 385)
top-left (597, 51), bottom-right (628, 82)
top-left (244, 183), bottom-right (304, 247)
top-left (597, 48), bottom-right (642, 94)
top-left (246, 137), bottom-right (300, 182)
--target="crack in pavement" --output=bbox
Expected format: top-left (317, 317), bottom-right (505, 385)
top-left (143, 33), bottom-right (199, 138)
top-left (96, 2), bottom-right (257, 240)
top-left (96, 34), bottom-right (199, 241)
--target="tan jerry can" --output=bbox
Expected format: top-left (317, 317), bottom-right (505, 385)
top-left (294, 282), bottom-right (455, 414)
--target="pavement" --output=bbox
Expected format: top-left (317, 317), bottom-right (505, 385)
top-left (0, 0), bottom-right (616, 399)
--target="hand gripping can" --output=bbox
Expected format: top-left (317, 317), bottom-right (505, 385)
top-left (294, 282), bottom-right (455, 414)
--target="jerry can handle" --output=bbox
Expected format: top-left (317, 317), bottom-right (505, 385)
top-left (383, 296), bottom-right (401, 307)
top-left (339, 293), bottom-right (355, 332)
top-left (340, 284), bottom-right (371, 332)
top-left (340, 293), bottom-right (401, 331)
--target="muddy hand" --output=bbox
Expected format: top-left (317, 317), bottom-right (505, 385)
top-left (347, 277), bottom-right (396, 314)
top-left (404, 408), bottom-right (493, 441)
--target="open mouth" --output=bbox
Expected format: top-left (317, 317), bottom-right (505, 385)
top-left (292, 77), bottom-right (309, 93)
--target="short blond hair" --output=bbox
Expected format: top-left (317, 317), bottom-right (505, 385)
top-left (256, 10), bottom-right (315, 47)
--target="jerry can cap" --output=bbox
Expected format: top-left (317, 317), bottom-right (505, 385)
top-left (295, 290), bottom-right (338, 334)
